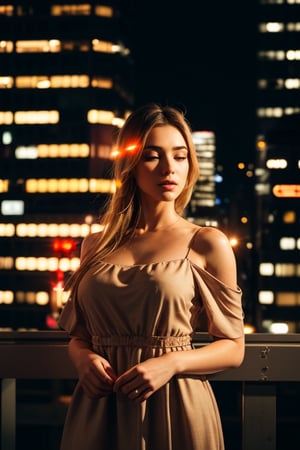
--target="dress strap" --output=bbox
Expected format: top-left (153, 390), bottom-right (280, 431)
top-left (185, 227), bottom-right (203, 259)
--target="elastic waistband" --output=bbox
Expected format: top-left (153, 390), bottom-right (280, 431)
top-left (91, 335), bottom-right (192, 348)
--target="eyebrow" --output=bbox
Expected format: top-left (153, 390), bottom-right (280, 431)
top-left (143, 145), bottom-right (188, 151)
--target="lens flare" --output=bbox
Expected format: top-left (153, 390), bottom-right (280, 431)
top-left (111, 141), bottom-right (141, 159)
top-left (124, 143), bottom-right (139, 153)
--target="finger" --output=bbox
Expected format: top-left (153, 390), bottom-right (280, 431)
top-left (113, 372), bottom-right (137, 392)
top-left (130, 386), bottom-right (152, 403)
top-left (90, 362), bottom-right (115, 385)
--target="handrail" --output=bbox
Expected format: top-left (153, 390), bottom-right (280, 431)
top-left (1, 331), bottom-right (300, 450)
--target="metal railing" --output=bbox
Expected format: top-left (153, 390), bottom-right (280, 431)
top-left (1, 331), bottom-right (300, 450)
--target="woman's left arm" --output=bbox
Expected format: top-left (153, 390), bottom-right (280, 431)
top-left (174, 226), bottom-right (245, 374)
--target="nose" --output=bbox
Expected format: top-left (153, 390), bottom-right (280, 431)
top-left (160, 155), bottom-right (175, 174)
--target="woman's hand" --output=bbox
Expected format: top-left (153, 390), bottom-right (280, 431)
top-left (77, 352), bottom-right (117, 399)
top-left (113, 354), bottom-right (175, 403)
top-left (69, 338), bottom-right (117, 399)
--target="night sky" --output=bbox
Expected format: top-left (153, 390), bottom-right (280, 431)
top-left (124, 0), bottom-right (257, 189)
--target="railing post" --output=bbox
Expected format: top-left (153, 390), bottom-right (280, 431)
top-left (1, 378), bottom-right (16, 450)
top-left (242, 382), bottom-right (276, 450)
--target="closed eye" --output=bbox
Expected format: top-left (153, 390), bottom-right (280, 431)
top-left (174, 155), bottom-right (187, 161)
top-left (143, 154), bottom-right (159, 161)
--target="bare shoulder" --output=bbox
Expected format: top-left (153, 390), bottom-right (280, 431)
top-left (191, 226), bottom-right (231, 252)
top-left (190, 226), bottom-right (238, 286)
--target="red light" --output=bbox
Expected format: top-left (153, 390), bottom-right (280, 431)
top-left (53, 239), bottom-right (61, 252)
top-left (46, 313), bottom-right (59, 329)
top-left (52, 239), bottom-right (77, 254)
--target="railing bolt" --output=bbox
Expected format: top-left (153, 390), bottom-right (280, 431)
top-left (260, 346), bottom-right (270, 359)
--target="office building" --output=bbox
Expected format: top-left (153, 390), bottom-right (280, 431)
top-left (254, 0), bottom-right (300, 332)
top-left (0, 1), bottom-right (134, 330)
top-left (189, 130), bottom-right (220, 227)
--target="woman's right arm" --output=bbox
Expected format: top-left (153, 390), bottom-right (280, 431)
top-left (69, 336), bottom-right (117, 398)
top-left (68, 232), bottom-right (117, 398)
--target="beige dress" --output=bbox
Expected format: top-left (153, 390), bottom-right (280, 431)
top-left (58, 251), bottom-right (244, 450)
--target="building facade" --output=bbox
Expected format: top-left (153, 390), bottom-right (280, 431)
top-left (254, 0), bottom-right (300, 332)
top-left (0, 1), bottom-right (134, 330)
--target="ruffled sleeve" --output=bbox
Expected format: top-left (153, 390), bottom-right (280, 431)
top-left (58, 295), bottom-right (91, 341)
top-left (190, 264), bottom-right (244, 339)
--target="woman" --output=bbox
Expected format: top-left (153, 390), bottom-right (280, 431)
top-left (58, 103), bottom-right (245, 450)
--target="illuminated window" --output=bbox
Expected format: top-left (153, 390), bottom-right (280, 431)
top-left (259, 22), bottom-right (284, 33)
top-left (25, 178), bottom-right (116, 194)
top-left (0, 179), bottom-right (9, 193)
top-left (2, 131), bottom-right (12, 146)
top-left (62, 41), bottom-right (90, 51)
top-left (287, 22), bottom-right (300, 31)
top-left (283, 211), bottom-right (296, 223)
top-left (287, 50), bottom-right (300, 60)
top-left (257, 107), bottom-right (283, 118)
top-left (14, 222), bottom-right (102, 237)
top-left (92, 39), bottom-right (116, 53)
top-left (0, 111), bottom-right (13, 124)
top-left (259, 262), bottom-right (274, 276)
top-left (275, 263), bottom-right (296, 277)
top-left (15, 291), bottom-right (50, 306)
top-left (270, 323), bottom-right (289, 334)
top-left (0, 77), bottom-right (13, 88)
top-left (259, 0), bottom-right (284, 4)
top-left (51, 4), bottom-right (91, 16)
top-left (285, 78), bottom-right (300, 89)
top-left (0, 6), bottom-right (14, 15)
top-left (89, 178), bottom-right (116, 193)
top-left (91, 77), bottom-right (113, 89)
top-left (277, 292), bottom-right (300, 306)
top-left (0, 40), bottom-right (13, 53)
top-left (258, 78), bottom-right (300, 90)
top-left (36, 292), bottom-right (49, 306)
top-left (16, 76), bottom-right (49, 89)
top-left (257, 50), bottom-right (285, 61)
top-left (16, 40), bottom-right (61, 53)
top-left (88, 109), bottom-right (114, 124)
top-left (267, 158), bottom-right (288, 169)
top-left (257, 107), bottom-right (300, 117)
top-left (94, 5), bottom-right (113, 17)
top-left (50, 75), bottom-right (89, 88)
top-left (0, 257), bottom-right (14, 270)
top-left (87, 110), bottom-right (126, 127)
top-left (0, 223), bottom-right (14, 236)
top-left (36, 143), bottom-right (89, 158)
top-left (0, 291), bottom-right (13, 304)
top-left (258, 290), bottom-right (274, 304)
top-left (1, 200), bottom-right (24, 215)
top-left (14, 110), bottom-right (59, 124)
top-left (15, 146), bottom-right (38, 159)
top-left (280, 237), bottom-right (296, 250)
top-left (15, 256), bottom-right (80, 272)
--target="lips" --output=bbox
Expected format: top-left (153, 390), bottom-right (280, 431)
top-left (158, 180), bottom-right (178, 191)
top-left (159, 180), bottom-right (177, 186)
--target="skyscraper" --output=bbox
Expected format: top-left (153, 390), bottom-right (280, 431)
top-left (254, 0), bottom-right (300, 332)
top-left (0, 1), bottom-right (134, 329)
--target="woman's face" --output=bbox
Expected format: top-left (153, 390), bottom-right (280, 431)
top-left (134, 125), bottom-right (189, 205)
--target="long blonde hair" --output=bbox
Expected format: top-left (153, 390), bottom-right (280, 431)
top-left (66, 103), bottom-right (199, 294)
